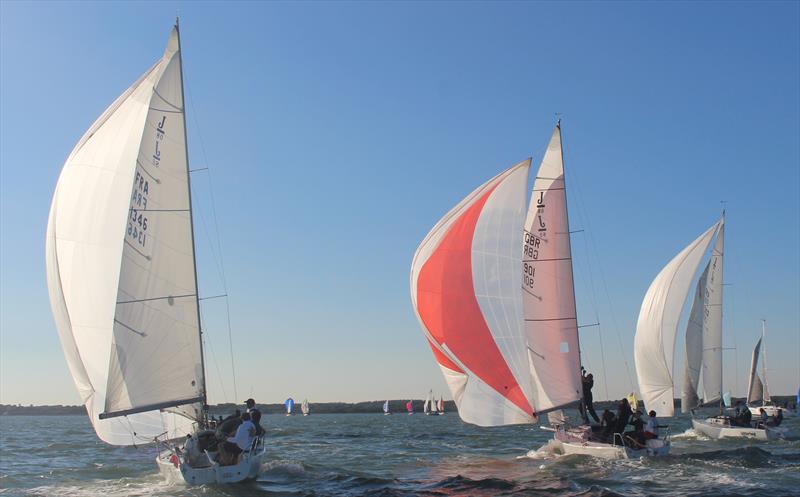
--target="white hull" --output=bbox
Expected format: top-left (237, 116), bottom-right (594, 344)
top-left (156, 445), bottom-right (266, 486)
top-left (692, 417), bottom-right (781, 441)
top-left (547, 426), bottom-right (670, 460)
top-left (748, 405), bottom-right (783, 417)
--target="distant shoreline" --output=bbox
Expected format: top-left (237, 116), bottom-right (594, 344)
top-left (3, 396), bottom-right (797, 417)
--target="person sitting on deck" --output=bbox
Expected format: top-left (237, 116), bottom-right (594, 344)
top-left (644, 410), bottom-right (661, 439)
top-left (613, 398), bottom-right (633, 439)
top-left (600, 409), bottom-right (617, 441)
top-left (219, 412), bottom-right (255, 465)
top-left (624, 411), bottom-right (646, 449)
top-left (756, 408), bottom-right (769, 429)
top-left (769, 408), bottom-right (784, 427)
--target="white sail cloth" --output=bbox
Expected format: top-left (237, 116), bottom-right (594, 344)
top-left (634, 220), bottom-right (721, 417)
top-left (747, 336), bottom-right (764, 405)
top-left (46, 27), bottom-right (201, 445)
top-left (681, 263), bottom-right (707, 412)
top-left (522, 126), bottom-right (582, 413)
top-left (701, 223), bottom-right (724, 405)
top-left (410, 124), bottom-right (583, 427)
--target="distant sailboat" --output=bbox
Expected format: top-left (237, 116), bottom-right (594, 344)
top-left (46, 21), bottom-right (265, 485)
top-left (746, 322), bottom-right (781, 417)
top-left (437, 397), bottom-right (445, 415)
top-left (383, 400), bottom-right (391, 415)
top-left (424, 390), bottom-right (433, 415)
top-left (285, 398), bottom-right (295, 416)
top-left (410, 123), bottom-right (666, 459)
top-left (406, 400), bottom-right (413, 415)
top-left (301, 399), bottom-right (310, 416)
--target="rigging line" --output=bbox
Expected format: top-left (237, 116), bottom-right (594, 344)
top-left (568, 163), bottom-right (633, 394)
top-left (185, 72), bottom-right (238, 401)
top-left (199, 306), bottom-right (229, 402)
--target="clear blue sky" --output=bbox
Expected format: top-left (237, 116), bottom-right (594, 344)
top-left (1, 1), bottom-right (798, 407)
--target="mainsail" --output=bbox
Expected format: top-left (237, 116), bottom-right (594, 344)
top-left (46, 26), bottom-right (202, 445)
top-left (410, 124), bottom-right (582, 427)
top-left (285, 398), bottom-right (295, 414)
top-left (746, 336), bottom-right (764, 405)
top-left (701, 222), bottom-right (724, 405)
top-left (634, 219), bottom-right (722, 417)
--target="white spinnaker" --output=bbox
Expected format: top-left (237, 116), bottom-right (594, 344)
top-left (634, 221), bottom-right (720, 417)
top-left (681, 263), bottom-right (708, 412)
top-left (701, 221), bottom-right (724, 405)
top-left (522, 124), bottom-right (582, 413)
top-left (747, 337), bottom-right (763, 405)
top-left (45, 27), bottom-right (197, 445)
top-left (104, 27), bottom-right (204, 418)
top-left (411, 160), bottom-right (536, 426)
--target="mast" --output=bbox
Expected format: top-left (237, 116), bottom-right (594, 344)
top-left (175, 18), bottom-right (208, 415)
top-left (761, 319), bottom-right (770, 404)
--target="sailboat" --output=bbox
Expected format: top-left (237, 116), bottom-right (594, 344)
top-left (383, 400), bottom-right (391, 415)
top-left (746, 322), bottom-right (782, 417)
top-left (406, 400), bottom-right (414, 415)
top-left (424, 390), bottom-right (433, 415)
top-left (410, 123), bottom-right (664, 460)
top-left (437, 396), bottom-right (445, 415)
top-left (301, 399), bottom-right (310, 416)
top-left (634, 217), bottom-right (780, 441)
top-left (285, 398), bottom-right (295, 416)
top-left (45, 22), bottom-right (266, 485)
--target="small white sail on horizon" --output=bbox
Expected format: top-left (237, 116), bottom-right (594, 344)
top-left (301, 399), bottom-right (310, 416)
top-left (383, 400), bottom-right (390, 415)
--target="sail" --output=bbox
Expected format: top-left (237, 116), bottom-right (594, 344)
top-left (438, 397), bottom-right (444, 412)
top-left (681, 263), bottom-right (708, 412)
top-left (761, 321), bottom-right (771, 403)
top-left (383, 400), bottom-right (389, 413)
top-left (746, 337), bottom-right (763, 405)
top-left (285, 398), bottom-right (294, 414)
top-left (406, 401), bottom-right (413, 413)
top-left (301, 399), bottom-right (309, 415)
top-left (411, 159), bottom-right (535, 426)
top-left (634, 220), bottom-right (720, 416)
top-left (701, 220), bottom-right (724, 405)
top-left (722, 391), bottom-right (732, 408)
top-left (522, 124), bottom-right (583, 413)
top-left (46, 26), bottom-right (199, 445)
top-left (423, 397), bottom-right (430, 414)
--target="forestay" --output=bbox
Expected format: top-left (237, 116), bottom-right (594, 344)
top-left (46, 27), bottom-right (202, 445)
top-left (634, 220), bottom-right (721, 417)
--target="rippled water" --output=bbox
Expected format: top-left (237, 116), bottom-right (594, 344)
top-left (1, 409), bottom-right (798, 496)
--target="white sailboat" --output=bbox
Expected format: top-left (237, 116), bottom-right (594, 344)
top-left (437, 396), bottom-right (445, 415)
top-left (746, 322), bottom-right (782, 417)
top-left (634, 216), bottom-right (780, 441)
top-left (301, 399), bottom-right (310, 416)
top-left (410, 123), bottom-right (664, 460)
top-left (46, 21), bottom-right (265, 485)
top-left (383, 400), bottom-right (391, 415)
top-left (424, 390), bottom-right (433, 415)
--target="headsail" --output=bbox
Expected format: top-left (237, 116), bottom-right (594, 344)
top-left (682, 263), bottom-right (708, 412)
top-left (46, 26), bottom-right (201, 445)
top-left (522, 124), bottom-right (583, 414)
top-left (285, 398), bottom-right (294, 414)
top-left (383, 400), bottom-right (389, 414)
top-left (634, 220), bottom-right (721, 416)
top-left (411, 159), bottom-right (534, 426)
top-left (746, 337), bottom-right (764, 405)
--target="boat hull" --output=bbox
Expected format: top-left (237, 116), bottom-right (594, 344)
top-left (692, 418), bottom-right (781, 440)
top-left (547, 426), bottom-right (670, 460)
top-left (156, 445), bottom-right (266, 485)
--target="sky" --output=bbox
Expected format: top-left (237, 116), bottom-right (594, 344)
top-left (1, 1), bottom-right (798, 409)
